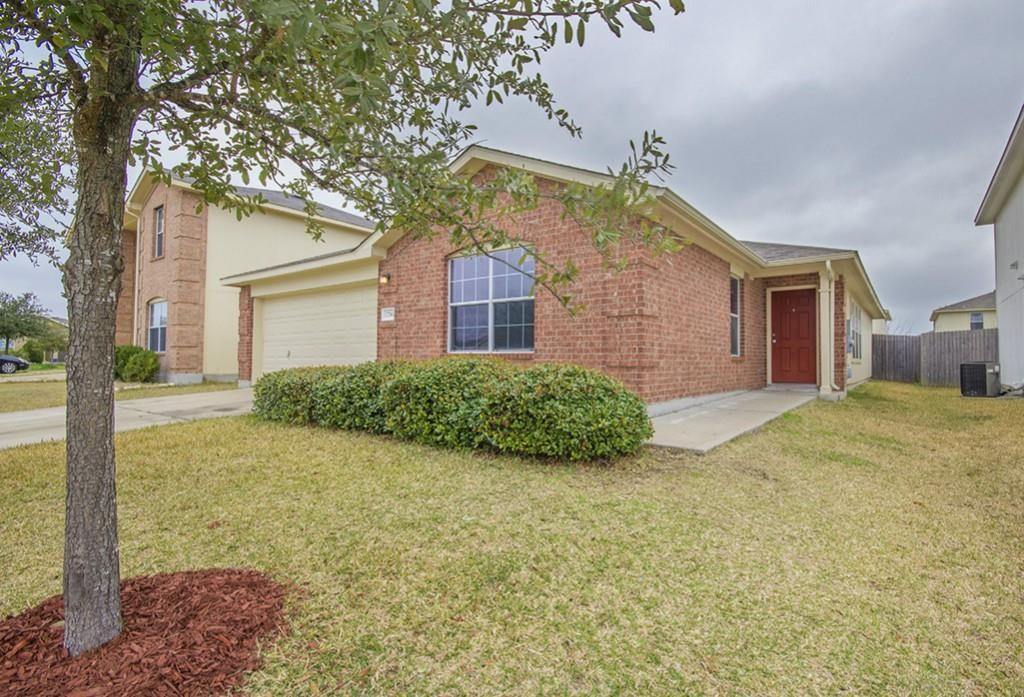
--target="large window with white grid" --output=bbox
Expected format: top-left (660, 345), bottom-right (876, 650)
top-left (449, 248), bottom-right (535, 352)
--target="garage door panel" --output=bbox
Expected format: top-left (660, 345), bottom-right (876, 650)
top-left (261, 284), bottom-right (376, 373)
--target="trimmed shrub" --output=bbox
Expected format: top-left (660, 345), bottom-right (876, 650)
top-left (312, 360), bottom-right (410, 433)
top-left (253, 366), bottom-right (351, 424)
top-left (114, 345), bottom-right (146, 381)
top-left (381, 357), bottom-right (519, 449)
top-left (121, 349), bottom-right (161, 383)
top-left (19, 339), bottom-right (44, 364)
top-left (482, 363), bottom-right (652, 461)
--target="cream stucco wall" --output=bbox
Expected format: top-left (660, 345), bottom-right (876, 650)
top-left (203, 206), bottom-right (370, 377)
top-left (994, 175), bottom-right (1024, 386)
top-left (931, 310), bottom-right (997, 333)
top-left (846, 292), bottom-right (873, 387)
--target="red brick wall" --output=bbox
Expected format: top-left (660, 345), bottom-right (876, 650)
top-left (638, 245), bottom-right (767, 401)
top-left (237, 286), bottom-right (254, 382)
top-left (834, 275), bottom-right (846, 390)
top-left (130, 182), bottom-right (208, 375)
top-left (115, 229), bottom-right (136, 346)
top-left (377, 167), bottom-right (774, 402)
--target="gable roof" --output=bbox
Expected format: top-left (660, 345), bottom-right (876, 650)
top-left (124, 169), bottom-right (376, 233)
top-left (976, 102), bottom-right (1024, 225)
top-left (929, 291), bottom-right (996, 321)
top-left (740, 241), bottom-right (855, 263)
top-left (448, 145), bottom-right (887, 318)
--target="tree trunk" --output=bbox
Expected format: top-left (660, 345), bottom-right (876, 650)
top-left (62, 50), bottom-right (138, 656)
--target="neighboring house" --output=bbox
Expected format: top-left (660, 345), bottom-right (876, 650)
top-left (226, 147), bottom-right (889, 404)
top-left (929, 291), bottom-right (997, 332)
top-left (976, 103), bottom-right (1024, 388)
top-left (8, 316), bottom-right (69, 362)
top-left (115, 171), bottom-right (375, 383)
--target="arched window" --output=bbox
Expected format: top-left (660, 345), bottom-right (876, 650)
top-left (147, 299), bottom-right (167, 352)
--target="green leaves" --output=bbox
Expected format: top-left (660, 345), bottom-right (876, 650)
top-left (1, 0), bottom-right (683, 307)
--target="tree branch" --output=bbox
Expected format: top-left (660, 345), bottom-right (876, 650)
top-left (6, 0), bottom-right (87, 96)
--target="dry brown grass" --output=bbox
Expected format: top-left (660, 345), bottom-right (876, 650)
top-left (1, 381), bottom-right (1020, 695)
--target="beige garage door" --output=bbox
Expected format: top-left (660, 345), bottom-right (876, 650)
top-left (260, 283), bottom-right (377, 374)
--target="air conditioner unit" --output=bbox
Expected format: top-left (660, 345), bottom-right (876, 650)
top-left (960, 362), bottom-right (1001, 398)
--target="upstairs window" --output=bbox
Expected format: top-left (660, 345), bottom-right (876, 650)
top-left (153, 205), bottom-right (165, 258)
top-left (729, 276), bottom-right (742, 356)
top-left (449, 248), bottom-right (535, 352)
top-left (148, 300), bottom-right (167, 353)
top-left (970, 312), bottom-right (984, 331)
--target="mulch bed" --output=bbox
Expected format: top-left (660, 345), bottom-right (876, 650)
top-left (0, 568), bottom-right (287, 696)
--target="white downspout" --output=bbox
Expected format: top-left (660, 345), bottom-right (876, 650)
top-left (825, 260), bottom-right (841, 393)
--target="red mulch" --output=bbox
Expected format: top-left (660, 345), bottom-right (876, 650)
top-left (0, 568), bottom-right (287, 696)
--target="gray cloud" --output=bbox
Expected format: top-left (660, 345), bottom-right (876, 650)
top-left (3, 0), bottom-right (1021, 333)
top-left (468, 0), bottom-right (1024, 331)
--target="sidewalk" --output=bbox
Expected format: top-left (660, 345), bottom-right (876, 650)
top-left (0, 387), bottom-right (253, 449)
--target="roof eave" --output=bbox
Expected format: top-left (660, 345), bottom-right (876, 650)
top-left (221, 232), bottom-right (384, 286)
top-left (654, 190), bottom-right (764, 268)
top-left (124, 167), bottom-right (376, 235)
top-left (975, 103), bottom-right (1024, 226)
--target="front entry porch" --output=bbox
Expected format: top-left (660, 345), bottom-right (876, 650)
top-left (647, 385), bottom-right (817, 454)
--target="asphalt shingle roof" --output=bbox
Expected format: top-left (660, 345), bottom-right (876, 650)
top-left (739, 241), bottom-right (855, 263)
top-left (178, 175), bottom-right (375, 230)
top-left (932, 291), bottom-right (996, 314)
top-left (230, 184), bottom-right (375, 230)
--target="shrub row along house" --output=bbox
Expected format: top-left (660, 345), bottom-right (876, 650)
top-left (115, 147), bottom-right (889, 405)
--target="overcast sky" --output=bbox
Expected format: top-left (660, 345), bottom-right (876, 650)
top-left (2, 0), bottom-right (1022, 332)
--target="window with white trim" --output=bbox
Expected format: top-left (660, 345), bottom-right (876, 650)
top-left (969, 312), bottom-right (984, 331)
top-left (153, 205), bottom-right (165, 258)
top-left (848, 303), bottom-right (862, 360)
top-left (449, 248), bottom-right (535, 352)
top-left (729, 276), bottom-right (741, 356)
top-left (148, 300), bottom-right (167, 353)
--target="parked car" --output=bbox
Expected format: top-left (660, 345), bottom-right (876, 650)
top-left (0, 355), bottom-right (30, 374)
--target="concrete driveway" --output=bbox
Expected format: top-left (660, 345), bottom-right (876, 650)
top-left (648, 386), bottom-right (817, 454)
top-left (0, 387), bottom-right (253, 450)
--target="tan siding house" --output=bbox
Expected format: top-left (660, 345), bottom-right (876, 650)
top-left (929, 291), bottom-right (997, 333)
top-left (116, 172), bottom-right (375, 383)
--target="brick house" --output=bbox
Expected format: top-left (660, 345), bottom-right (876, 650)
top-left (116, 171), bottom-right (374, 383)
top-left (227, 147), bottom-right (888, 403)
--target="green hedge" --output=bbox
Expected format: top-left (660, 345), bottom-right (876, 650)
top-left (122, 350), bottom-right (161, 383)
top-left (114, 345), bottom-right (146, 380)
top-left (253, 365), bottom-right (351, 424)
top-left (312, 360), bottom-right (409, 434)
top-left (114, 345), bottom-right (160, 382)
top-left (253, 358), bottom-right (652, 461)
top-left (381, 357), bottom-right (518, 449)
top-left (482, 363), bottom-right (653, 461)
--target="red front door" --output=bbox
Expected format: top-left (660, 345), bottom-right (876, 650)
top-left (771, 289), bottom-right (817, 384)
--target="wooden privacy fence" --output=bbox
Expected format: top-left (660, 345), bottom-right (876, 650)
top-left (872, 328), bottom-right (999, 386)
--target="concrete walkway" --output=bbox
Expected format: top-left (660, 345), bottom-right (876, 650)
top-left (0, 387), bottom-right (253, 450)
top-left (649, 386), bottom-right (817, 454)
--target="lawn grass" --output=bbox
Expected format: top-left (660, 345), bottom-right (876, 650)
top-left (26, 362), bottom-right (65, 373)
top-left (1, 381), bottom-right (1021, 695)
top-left (0, 380), bottom-right (237, 413)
